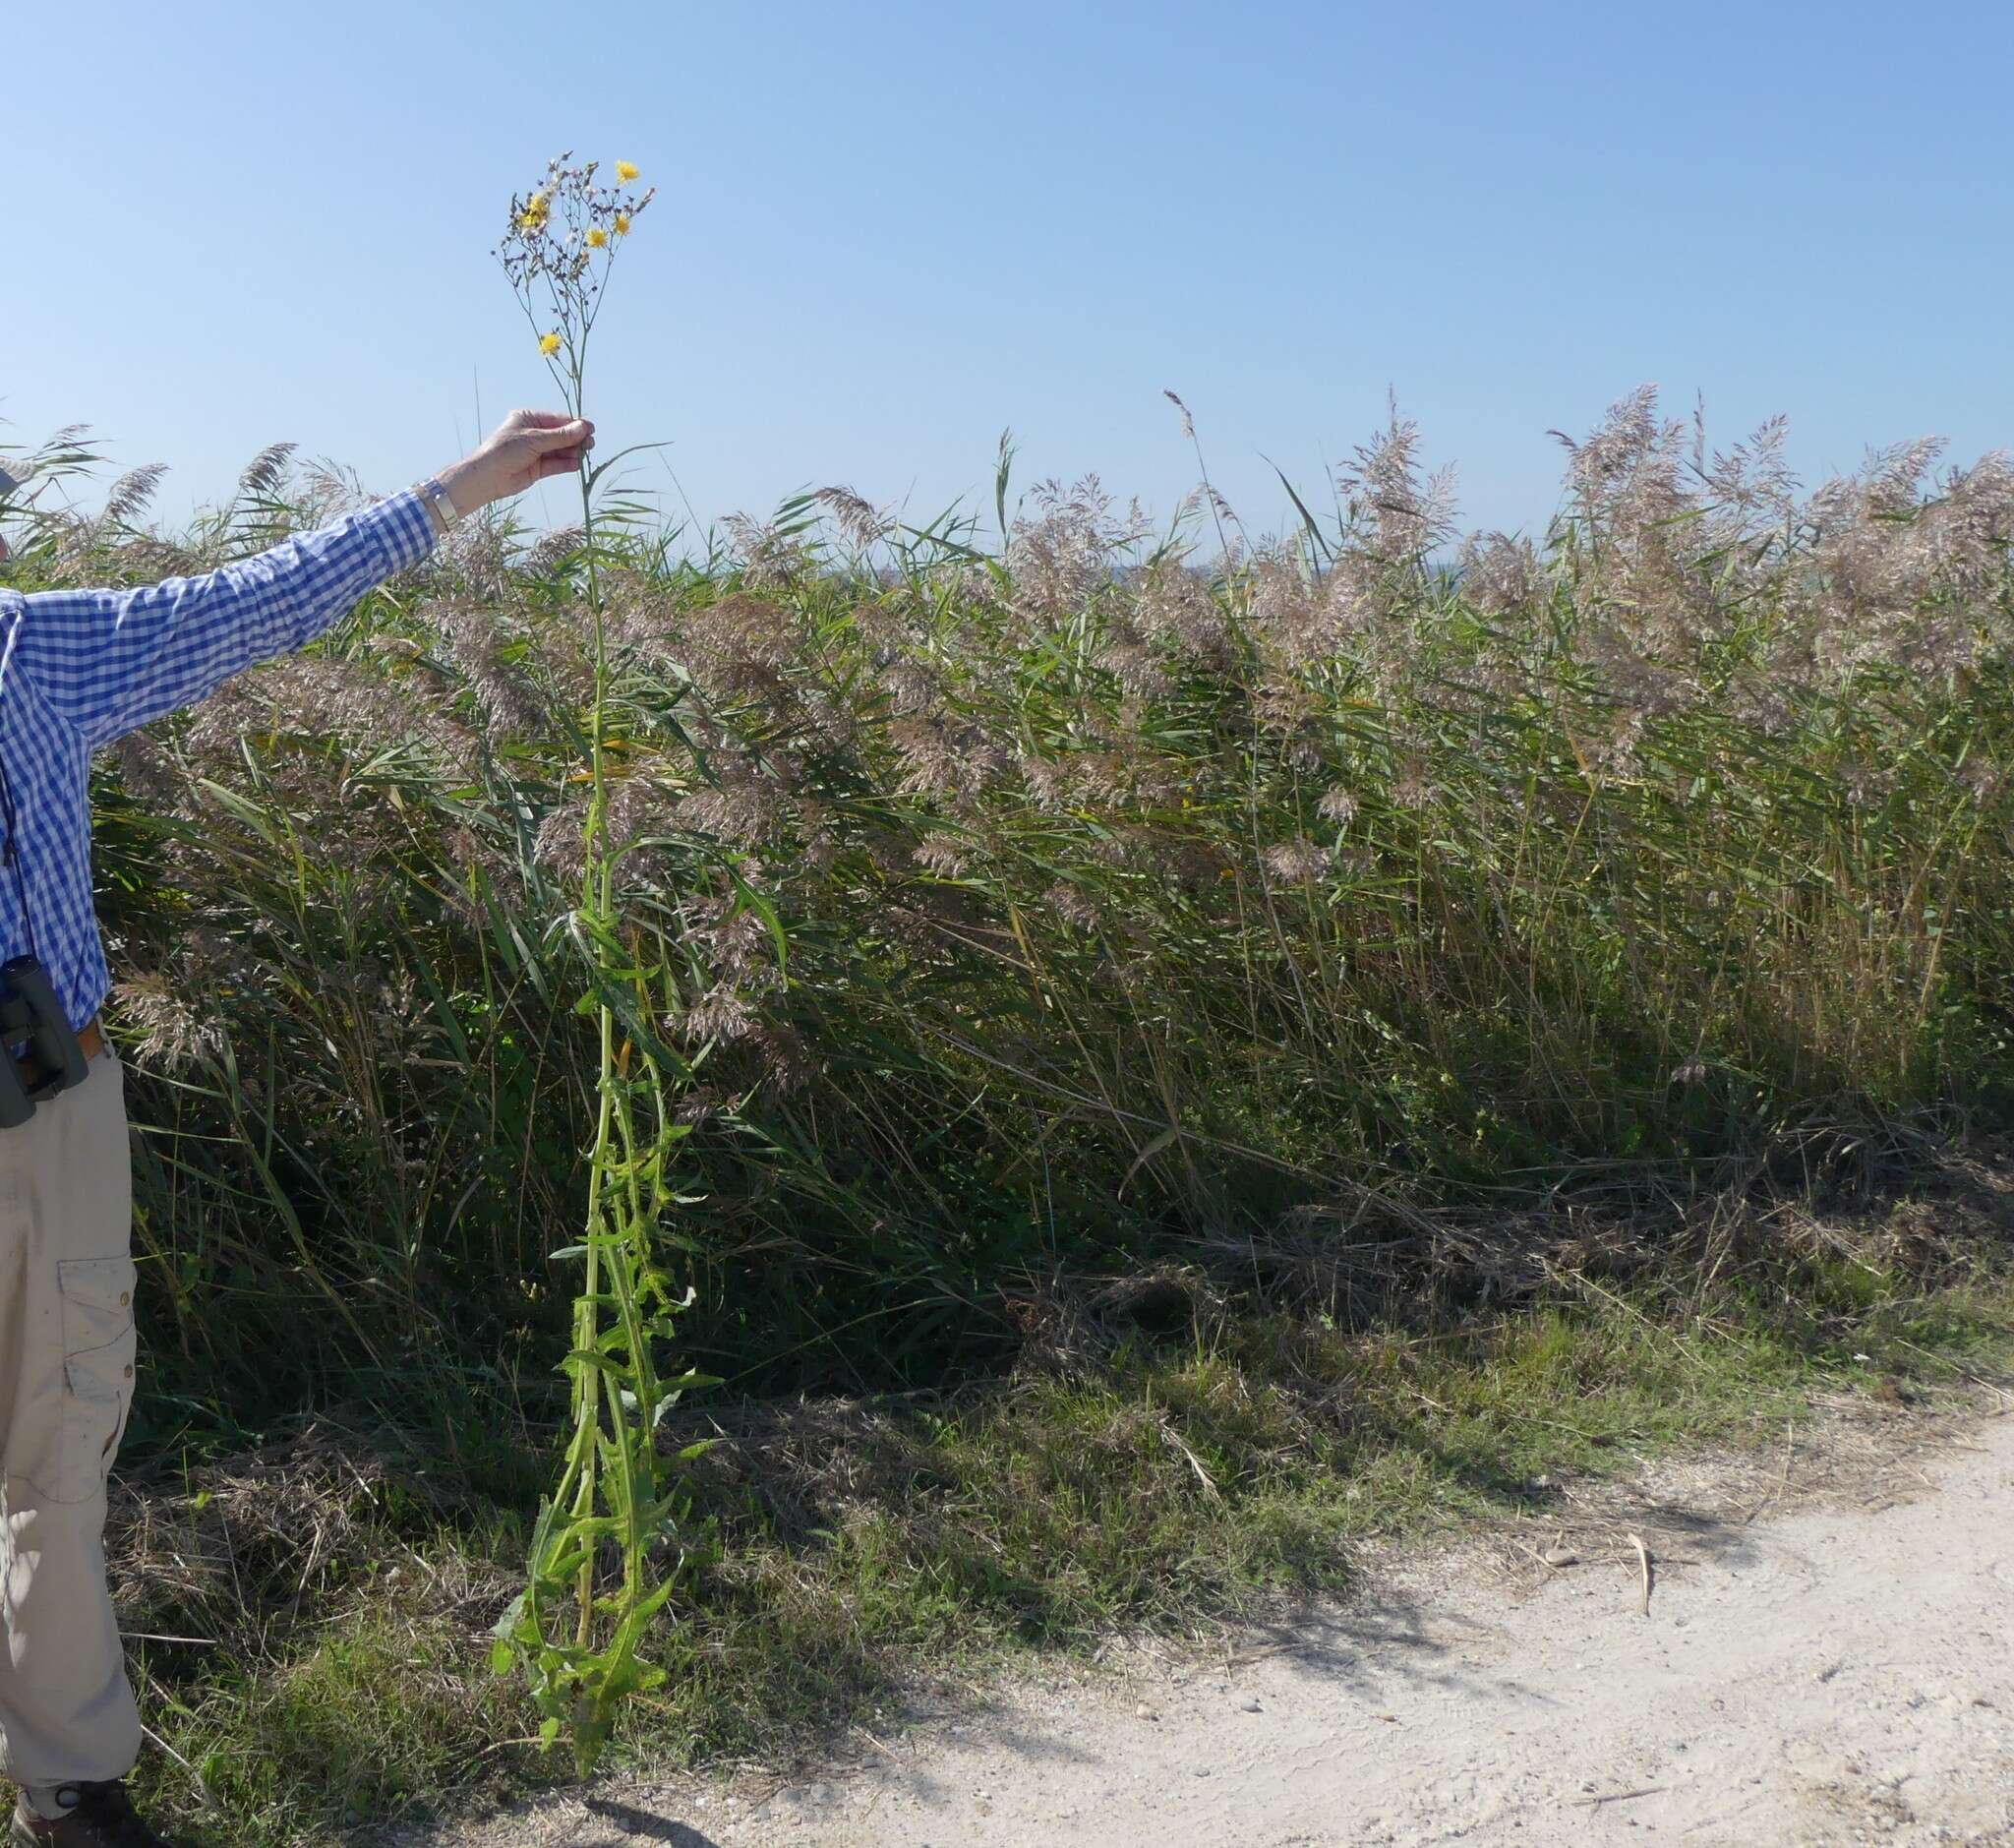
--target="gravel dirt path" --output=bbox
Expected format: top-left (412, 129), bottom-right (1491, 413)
top-left (413, 1399), bottom-right (2014, 1847)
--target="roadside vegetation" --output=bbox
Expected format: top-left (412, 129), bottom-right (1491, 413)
top-left (3, 391), bottom-right (2012, 1843)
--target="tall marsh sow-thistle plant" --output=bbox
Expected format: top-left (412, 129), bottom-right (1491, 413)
top-left (485, 153), bottom-right (703, 1772)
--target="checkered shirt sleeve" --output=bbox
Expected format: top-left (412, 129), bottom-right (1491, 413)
top-left (6, 489), bottom-right (438, 747)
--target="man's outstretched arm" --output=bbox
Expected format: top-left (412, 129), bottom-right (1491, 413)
top-left (3, 410), bottom-right (592, 747)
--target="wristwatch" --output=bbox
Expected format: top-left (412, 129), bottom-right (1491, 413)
top-left (418, 477), bottom-right (463, 532)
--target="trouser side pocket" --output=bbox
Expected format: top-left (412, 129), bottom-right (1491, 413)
top-left (51, 1255), bottom-right (139, 1504)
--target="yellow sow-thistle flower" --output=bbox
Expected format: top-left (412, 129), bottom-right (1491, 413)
top-left (614, 211), bottom-right (632, 236)
top-left (539, 330), bottom-right (563, 357)
top-left (519, 190), bottom-right (551, 231)
top-left (586, 227), bottom-right (609, 249)
top-left (615, 159), bottom-right (640, 182)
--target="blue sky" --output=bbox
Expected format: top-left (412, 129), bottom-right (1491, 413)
top-left (5, 0), bottom-right (2009, 545)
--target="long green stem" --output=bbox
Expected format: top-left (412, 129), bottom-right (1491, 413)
top-left (574, 372), bottom-right (609, 1647)
top-left (491, 156), bottom-right (690, 1777)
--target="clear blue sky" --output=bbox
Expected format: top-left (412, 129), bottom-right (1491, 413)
top-left (5, 0), bottom-right (2009, 544)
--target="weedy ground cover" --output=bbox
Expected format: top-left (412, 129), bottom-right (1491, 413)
top-left (104, 1185), bottom-right (2014, 1844)
top-left (3, 387), bottom-right (2013, 1840)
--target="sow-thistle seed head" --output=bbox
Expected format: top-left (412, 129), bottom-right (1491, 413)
top-left (498, 151), bottom-right (655, 361)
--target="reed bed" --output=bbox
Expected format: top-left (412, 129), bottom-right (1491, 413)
top-left (8, 389), bottom-right (2014, 1831)
top-left (7, 391), bottom-right (2013, 1432)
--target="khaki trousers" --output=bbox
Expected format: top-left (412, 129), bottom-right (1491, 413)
top-left (0, 1050), bottom-right (142, 1785)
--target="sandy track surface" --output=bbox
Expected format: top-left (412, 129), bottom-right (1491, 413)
top-left (414, 1402), bottom-right (2014, 1847)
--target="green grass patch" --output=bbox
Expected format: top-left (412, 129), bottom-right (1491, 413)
top-left (122, 1192), bottom-right (2014, 1846)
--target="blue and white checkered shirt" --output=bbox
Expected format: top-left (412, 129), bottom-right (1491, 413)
top-left (0, 491), bottom-right (438, 1030)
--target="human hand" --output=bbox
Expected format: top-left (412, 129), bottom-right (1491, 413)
top-left (435, 409), bottom-right (596, 517)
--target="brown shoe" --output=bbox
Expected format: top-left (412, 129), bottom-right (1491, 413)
top-left (11, 1784), bottom-right (180, 1848)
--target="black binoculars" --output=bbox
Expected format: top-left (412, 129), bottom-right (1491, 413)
top-left (0, 955), bottom-right (89, 1129)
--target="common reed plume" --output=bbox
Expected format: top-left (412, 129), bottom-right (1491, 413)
top-left (14, 382), bottom-right (2014, 1784)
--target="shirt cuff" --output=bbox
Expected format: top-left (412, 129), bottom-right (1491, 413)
top-left (358, 488), bottom-right (443, 575)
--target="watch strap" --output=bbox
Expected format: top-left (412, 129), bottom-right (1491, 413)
top-left (419, 477), bottom-right (463, 531)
